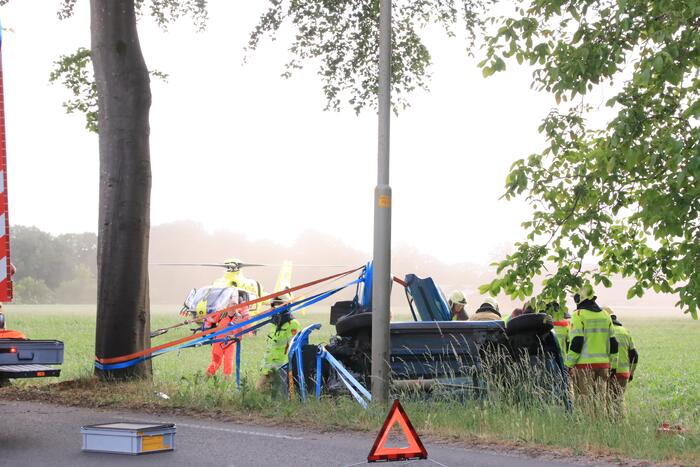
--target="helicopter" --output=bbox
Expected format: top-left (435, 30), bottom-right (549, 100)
top-left (162, 259), bottom-right (294, 319)
top-left (149, 258), bottom-right (349, 339)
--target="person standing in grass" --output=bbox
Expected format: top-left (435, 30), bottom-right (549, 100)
top-left (548, 301), bottom-right (570, 354)
top-left (256, 294), bottom-right (300, 392)
top-left (205, 293), bottom-right (250, 379)
top-left (604, 306), bottom-right (639, 417)
top-left (564, 289), bottom-right (619, 411)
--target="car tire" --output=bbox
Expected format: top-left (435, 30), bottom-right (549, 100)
top-left (330, 300), bottom-right (358, 325)
top-left (506, 313), bottom-right (553, 336)
top-left (335, 312), bottom-right (373, 337)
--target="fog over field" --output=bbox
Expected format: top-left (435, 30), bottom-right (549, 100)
top-left (147, 221), bottom-right (680, 315)
top-left (8, 221), bottom-right (681, 315)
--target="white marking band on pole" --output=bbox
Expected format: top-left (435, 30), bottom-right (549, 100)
top-left (0, 170), bottom-right (4, 194)
top-left (0, 257), bottom-right (6, 282)
top-left (0, 213), bottom-right (5, 237)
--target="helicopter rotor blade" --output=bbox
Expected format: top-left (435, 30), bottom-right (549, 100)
top-left (257, 263), bottom-right (352, 268)
top-left (235, 263), bottom-right (266, 268)
top-left (151, 262), bottom-right (350, 269)
top-left (232, 263), bottom-right (350, 268)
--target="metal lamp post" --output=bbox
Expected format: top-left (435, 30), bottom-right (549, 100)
top-left (371, 0), bottom-right (392, 405)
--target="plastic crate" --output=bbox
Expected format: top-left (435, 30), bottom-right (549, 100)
top-left (81, 422), bottom-right (175, 455)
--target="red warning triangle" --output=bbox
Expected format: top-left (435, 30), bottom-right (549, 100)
top-left (367, 399), bottom-right (428, 462)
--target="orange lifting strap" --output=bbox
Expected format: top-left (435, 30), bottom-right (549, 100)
top-left (95, 266), bottom-right (363, 365)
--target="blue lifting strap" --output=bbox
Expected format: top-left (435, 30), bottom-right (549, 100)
top-left (316, 346), bottom-right (372, 408)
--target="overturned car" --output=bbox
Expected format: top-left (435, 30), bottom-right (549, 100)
top-left (290, 267), bottom-right (570, 406)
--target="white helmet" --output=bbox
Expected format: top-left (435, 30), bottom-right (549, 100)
top-left (477, 297), bottom-right (500, 313)
top-left (271, 291), bottom-right (292, 307)
top-left (449, 290), bottom-right (467, 307)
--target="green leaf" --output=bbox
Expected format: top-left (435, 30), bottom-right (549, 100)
top-left (653, 55), bottom-right (663, 72)
top-left (461, 0), bottom-right (698, 317)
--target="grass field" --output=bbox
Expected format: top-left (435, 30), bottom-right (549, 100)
top-left (4, 304), bottom-right (340, 383)
top-left (3, 304), bottom-right (699, 463)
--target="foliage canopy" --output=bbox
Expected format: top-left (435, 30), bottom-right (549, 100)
top-left (42, 0), bottom-right (491, 128)
top-left (5, 0), bottom-right (696, 317)
top-left (45, 0), bottom-right (198, 133)
top-left (478, 0), bottom-right (700, 317)
top-left (249, 0), bottom-right (491, 113)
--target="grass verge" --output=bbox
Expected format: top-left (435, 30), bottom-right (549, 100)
top-left (1, 374), bottom-right (697, 466)
top-left (3, 307), bottom-right (699, 465)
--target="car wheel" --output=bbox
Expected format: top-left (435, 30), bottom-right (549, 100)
top-left (335, 312), bottom-right (373, 337)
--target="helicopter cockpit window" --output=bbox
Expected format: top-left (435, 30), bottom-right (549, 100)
top-left (184, 287), bottom-right (239, 312)
top-left (183, 288), bottom-right (197, 308)
top-left (238, 290), bottom-right (255, 304)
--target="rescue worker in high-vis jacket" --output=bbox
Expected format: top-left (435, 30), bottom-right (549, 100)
top-left (448, 290), bottom-right (469, 320)
top-left (205, 293), bottom-right (249, 378)
top-left (256, 294), bottom-right (301, 391)
top-left (547, 301), bottom-right (570, 353)
top-left (604, 306), bottom-right (638, 416)
top-left (471, 297), bottom-right (501, 321)
top-left (565, 290), bottom-right (618, 405)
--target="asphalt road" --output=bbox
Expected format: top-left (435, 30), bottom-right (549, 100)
top-left (0, 400), bottom-right (607, 467)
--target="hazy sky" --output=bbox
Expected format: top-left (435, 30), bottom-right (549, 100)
top-left (1, 2), bottom-right (559, 265)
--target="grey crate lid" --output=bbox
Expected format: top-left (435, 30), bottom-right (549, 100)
top-left (81, 422), bottom-right (175, 431)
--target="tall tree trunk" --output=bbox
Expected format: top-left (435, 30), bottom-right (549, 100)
top-left (91, 0), bottom-right (152, 380)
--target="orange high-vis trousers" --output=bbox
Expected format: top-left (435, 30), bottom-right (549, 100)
top-left (206, 341), bottom-right (236, 377)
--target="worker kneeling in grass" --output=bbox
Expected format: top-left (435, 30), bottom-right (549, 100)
top-left (256, 294), bottom-right (300, 392)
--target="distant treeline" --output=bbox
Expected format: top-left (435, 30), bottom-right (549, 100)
top-left (6, 222), bottom-right (490, 306)
top-left (10, 226), bottom-right (97, 304)
top-left (7, 222), bottom-right (677, 309)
